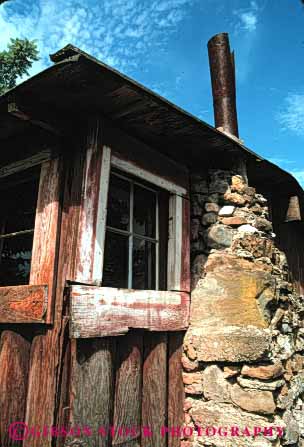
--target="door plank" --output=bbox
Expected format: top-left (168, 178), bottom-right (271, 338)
top-left (168, 332), bottom-right (185, 447)
top-left (142, 332), bottom-right (167, 447)
top-left (0, 331), bottom-right (30, 447)
top-left (112, 331), bottom-right (143, 447)
top-left (66, 338), bottom-right (116, 447)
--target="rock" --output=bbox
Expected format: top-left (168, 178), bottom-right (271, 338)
top-left (237, 376), bottom-right (285, 391)
top-left (275, 334), bottom-right (295, 360)
top-left (184, 383), bottom-right (203, 395)
top-left (256, 194), bottom-right (268, 205)
top-left (241, 362), bottom-right (285, 380)
top-left (207, 193), bottom-right (219, 203)
top-left (182, 371), bottom-right (202, 385)
top-left (231, 175), bottom-right (247, 192)
top-left (207, 224), bottom-right (233, 249)
top-left (191, 202), bottom-right (202, 216)
top-left (190, 400), bottom-right (275, 447)
top-left (218, 205), bottom-right (235, 216)
top-left (290, 354), bottom-right (304, 373)
top-left (209, 180), bottom-right (230, 194)
top-left (270, 309), bottom-right (286, 329)
top-left (205, 202), bottom-right (219, 213)
top-left (190, 252), bottom-right (273, 329)
top-left (230, 383), bottom-right (276, 414)
top-left (223, 365), bottom-right (241, 378)
top-left (232, 235), bottom-right (274, 259)
top-left (224, 192), bottom-right (246, 205)
top-left (255, 217), bottom-right (273, 233)
top-left (238, 224), bottom-right (259, 234)
top-left (181, 355), bottom-right (199, 372)
top-left (244, 186), bottom-right (256, 197)
top-left (186, 343), bottom-right (197, 361)
top-left (202, 365), bottom-right (231, 402)
top-left (202, 212), bottom-right (217, 226)
top-left (185, 326), bottom-right (271, 362)
top-left (221, 216), bottom-right (247, 226)
top-left (191, 178), bottom-right (208, 193)
top-left (277, 372), bottom-right (304, 409)
top-left (282, 409), bottom-right (299, 444)
top-left (191, 218), bottom-right (200, 241)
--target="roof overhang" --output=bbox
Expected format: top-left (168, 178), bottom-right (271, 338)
top-left (0, 44), bottom-right (303, 203)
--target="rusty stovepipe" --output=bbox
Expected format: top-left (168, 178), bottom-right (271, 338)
top-left (208, 33), bottom-right (239, 138)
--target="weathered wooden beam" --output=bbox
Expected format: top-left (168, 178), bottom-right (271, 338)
top-left (30, 157), bottom-right (63, 323)
top-left (0, 331), bottom-right (30, 447)
top-left (0, 149), bottom-right (53, 179)
top-left (168, 195), bottom-right (190, 292)
top-left (66, 338), bottom-right (116, 447)
top-left (168, 332), bottom-right (185, 447)
top-left (24, 148), bottom-right (83, 447)
top-left (142, 332), bottom-right (167, 447)
top-left (8, 102), bottom-right (62, 136)
top-left (70, 286), bottom-right (190, 338)
top-left (74, 118), bottom-right (111, 283)
top-left (112, 331), bottom-right (143, 447)
top-left (0, 285), bottom-right (48, 323)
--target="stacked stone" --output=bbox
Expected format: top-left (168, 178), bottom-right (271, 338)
top-left (184, 170), bottom-right (304, 447)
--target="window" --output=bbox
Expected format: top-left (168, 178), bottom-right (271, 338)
top-left (102, 170), bottom-right (169, 290)
top-left (0, 167), bottom-right (40, 286)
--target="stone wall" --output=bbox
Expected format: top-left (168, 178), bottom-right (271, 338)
top-left (183, 170), bottom-right (304, 447)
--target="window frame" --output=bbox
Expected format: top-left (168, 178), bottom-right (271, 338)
top-left (0, 157), bottom-right (62, 324)
top-left (103, 170), bottom-right (161, 290)
top-left (91, 147), bottom-right (189, 293)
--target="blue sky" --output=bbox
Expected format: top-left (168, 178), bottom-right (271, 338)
top-left (1, 0), bottom-right (304, 186)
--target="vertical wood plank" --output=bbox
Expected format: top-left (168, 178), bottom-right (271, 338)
top-left (66, 338), bottom-right (116, 447)
top-left (168, 332), bottom-right (185, 447)
top-left (0, 330), bottom-right (30, 447)
top-left (142, 332), bottom-right (167, 447)
top-left (74, 118), bottom-right (111, 283)
top-left (181, 198), bottom-right (190, 293)
top-left (25, 146), bottom-right (84, 447)
top-left (54, 316), bottom-right (71, 447)
top-left (30, 157), bottom-right (62, 323)
top-left (167, 195), bottom-right (182, 291)
top-left (112, 331), bottom-right (143, 447)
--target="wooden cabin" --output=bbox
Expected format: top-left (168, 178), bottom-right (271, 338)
top-left (0, 38), bottom-right (303, 447)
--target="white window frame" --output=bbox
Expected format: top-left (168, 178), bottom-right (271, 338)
top-left (92, 146), bottom-right (187, 292)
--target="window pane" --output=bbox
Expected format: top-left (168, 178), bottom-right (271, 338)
top-left (132, 238), bottom-right (156, 290)
top-left (0, 175), bottom-right (39, 286)
top-left (107, 175), bottom-right (130, 231)
top-left (133, 184), bottom-right (156, 238)
top-left (0, 234), bottom-right (33, 286)
top-left (102, 231), bottom-right (129, 288)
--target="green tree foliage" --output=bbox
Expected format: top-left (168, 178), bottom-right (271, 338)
top-left (0, 38), bottom-right (39, 95)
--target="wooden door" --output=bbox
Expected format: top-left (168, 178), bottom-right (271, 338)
top-left (65, 330), bottom-right (184, 447)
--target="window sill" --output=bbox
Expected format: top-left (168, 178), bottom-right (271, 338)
top-left (69, 285), bottom-right (190, 338)
top-left (0, 284), bottom-right (48, 323)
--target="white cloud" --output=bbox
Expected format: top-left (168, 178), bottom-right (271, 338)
top-left (233, 1), bottom-right (259, 33)
top-left (239, 11), bottom-right (257, 32)
top-left (0, 0), bottom-right (197, 78)
top-left (278, 93), bottom-right (304, 137)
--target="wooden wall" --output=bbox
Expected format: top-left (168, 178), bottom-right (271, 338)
top-left (0, 118), bottom-right (186, 447)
